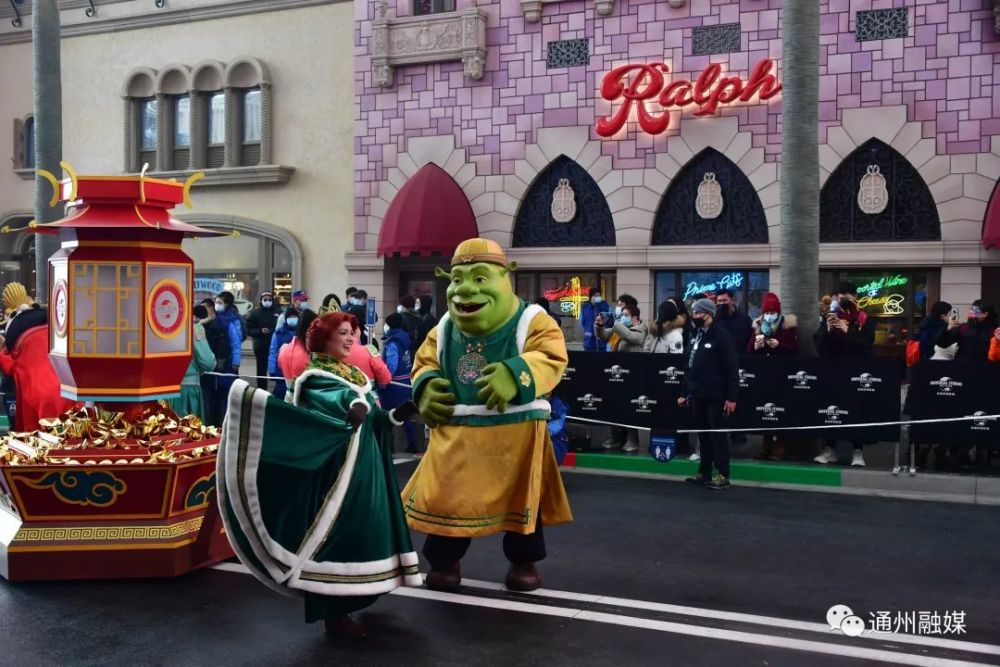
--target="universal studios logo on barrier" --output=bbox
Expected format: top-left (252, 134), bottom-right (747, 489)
top-left (604, 365), bottom-right (630, 383)
top-left (630, 395), bottom-right (659, 414)
top-left (756, 402), bottom-right (785, 422)
top-left (577, 393), bottom-right (603, 411)
top-left (820, 405), bottom-right (850, 424)
top-left (562, 365), bottom-right (576, 382)
top-left (739, 368), bottom-right (757, 389)
top-left (851, 372), bottom-right (883, 393)
top-left (970, 411), bottom-right (998, 431)
top-left (930, 376), bottom-right (963, 397)
top-left (659, 366), bottom-right (685, 385)
top-left (788, 370), bottom-right (818, 390)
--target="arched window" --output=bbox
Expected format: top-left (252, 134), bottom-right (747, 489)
top-left (122, 67), bottom-right (158, 172)
top-left (820, 138), bottom-right (941, 242)
top-left (652, 148), bottom-right (768, 245)
top-left (512, 155), bottom-right (615, 247)
top-left (226, 58), bottom-right (271, 167)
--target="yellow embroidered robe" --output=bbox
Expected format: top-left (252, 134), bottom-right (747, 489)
top-left (401, 304), bottom-right (573, 537)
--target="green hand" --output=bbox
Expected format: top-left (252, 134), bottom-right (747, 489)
top-left (474, 363), bottom-right (517, 413)
top-left (418, 377), bottom-right (456, 428)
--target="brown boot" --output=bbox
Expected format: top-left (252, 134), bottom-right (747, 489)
top-left (324, 615), bottom-right (367, 639)
top-left (425, 562), bottom-right (461, 592)
top-left (505, 563), bottom-right (541, 592)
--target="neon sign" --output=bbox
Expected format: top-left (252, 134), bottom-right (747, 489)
top-left (857, 274), bottom-right (909, 296)
top-left (544, 277), bottom-right (590, 318)
top-left (596, 59), bottom-right (783, 138)
top-left (857, 293), bottom-right (906, 316)
top-left (682, 272), bottom-right (744, 300)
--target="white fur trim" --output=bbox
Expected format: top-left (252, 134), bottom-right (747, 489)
top-left (388, 409), bottom-right (405, 426)
top-left (219, 378), bottom-right (420, 597)
top-left (516, 304), bottom-right (545, 353)
top-left (292, 367), bottom-right (370, 408)
top-left (451, 399), bottom-right (550, 418)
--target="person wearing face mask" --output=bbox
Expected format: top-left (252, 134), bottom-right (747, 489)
top-left (937, 300), bottom-right (999, 361)
top-left (398, 294), bottom-right (428, 356)
top-left (268, 306), bottom-right (300, 400)
top-left (275, 289), bottom-right (311, 333)
top-left (381, 313), bottom-right (419, 453)
top-left (712, 289), bottom-right (753, 356)
top-left (213, 291), bottom-right (245, 420)
top-left (247, 292), bottom-right (281, 391)
top-left (748, 293), bottom-right (799, 461)
top-left (580, 287), bottom-right (610, 352)
top-left (813, 282), bottom-right (875, 466)
top-left (595, 294), bottom-right (639, 352)
top-left (278, 309), bottom-right (319, 392)
top-left (595, 300), bottom-right (648, 452)
top-left (345, 289), bottom-right (375, 345)
top-left (678, 298), bottom-right (739, 490)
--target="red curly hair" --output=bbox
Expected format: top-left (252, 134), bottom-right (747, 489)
top-left (305, 311), bottom-right (359, 354)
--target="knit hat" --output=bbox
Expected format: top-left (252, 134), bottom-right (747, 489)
top-left (761, 292), bottom-right (781, 314)
top-left (400, 294), bottom-right (416, 309)
top-left (691, 298), bottom-right (717, 317)
top-left (292, 290), bottom-right (309, 302)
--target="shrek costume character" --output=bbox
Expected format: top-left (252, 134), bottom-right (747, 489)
top-left (402, 238), bottom-right (572, 592)
top-left (217, 317), bottom-right (421, 639)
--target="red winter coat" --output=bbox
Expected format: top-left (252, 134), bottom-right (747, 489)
top-left (748, 314), bottom-right (800, 355)
top-left (0, 323), bottom-right (75, 432)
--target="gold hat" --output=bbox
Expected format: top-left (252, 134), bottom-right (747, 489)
top-left (3, 282), bottom-right (33, 314)
top-left (450, 238), bottom-right (509, 267)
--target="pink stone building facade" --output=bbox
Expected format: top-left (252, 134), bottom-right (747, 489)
top-left (349, 0), bottom-right (1000, 349)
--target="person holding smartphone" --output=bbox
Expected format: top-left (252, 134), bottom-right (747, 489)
top-left (677, 298), bottom-right (739, 490)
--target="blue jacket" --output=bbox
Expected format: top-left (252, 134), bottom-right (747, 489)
top-left (579, 301), bottom-right (610, 351)
top-left (215, 307), bottom-right (243, 370)
top-left (267, 321), bottom-right (296, 376)
top-left (382, 328), bottom-right (413, 381)
top-left (380, 328), bottom-right (413, 408)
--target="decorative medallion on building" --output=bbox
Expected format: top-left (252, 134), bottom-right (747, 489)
top-left (550, 179), bottom-right (577, 223)
top-left (695, 172), bottom-right (723, 219)
top-left (652, 148), bottom-right (768, 245)
top-left (514, 156), bottom-right (615, 247)
top-left (820, 138), bottom-right (940, 242)
top-left (547, 38), bottom-right (590, 69)
top-left (855, 8), bottom-right (908, 42)
top-left (692, 23), bottom-right (741, 56)
top-left (857, 165), bottom-right (889, 215)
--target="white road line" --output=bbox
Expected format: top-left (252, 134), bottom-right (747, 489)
top-left (458, 577), bottom-right (1000, 657)
top-left (208, 563), bottom-right (997, 664)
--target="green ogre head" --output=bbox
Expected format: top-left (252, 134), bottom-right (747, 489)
top-left (436, 238), bottom-right (519, 337)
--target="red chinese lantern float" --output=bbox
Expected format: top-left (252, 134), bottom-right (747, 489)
top-left (37, 166), bottom-right (226, 404)
top-left (0, 164), bottom-right (235, 582)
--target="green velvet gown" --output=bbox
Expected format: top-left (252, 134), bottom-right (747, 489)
top-left (217, 355), bottom-right (420, 623)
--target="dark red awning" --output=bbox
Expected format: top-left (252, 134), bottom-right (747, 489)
top-left (984, 179), bottom-right (1000, 250)
top-left (377, 163), bottom-right (478, 257)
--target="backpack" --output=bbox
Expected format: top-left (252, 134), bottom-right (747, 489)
top-left (905, 339), bottom-right (921, 367)
top-left (239, 314), bottom-right (248, 342)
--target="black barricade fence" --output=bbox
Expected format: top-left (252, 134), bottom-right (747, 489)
top-left (908, 361), bottom-right (1000, 448)
top-left (556, 352), bottom-right (903, 441)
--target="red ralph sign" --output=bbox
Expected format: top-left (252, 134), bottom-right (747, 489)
top-left (595, 58), bottom-right (783, 138)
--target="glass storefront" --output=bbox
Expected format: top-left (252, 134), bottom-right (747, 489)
top-left (819, 269), bottom-right (937, 356)
top-left (655, 270), bottom-right (770, 318)
top-left (182, 229), bottom-right (292, 314)
top-left (515, 271), bottom-right (617, 346)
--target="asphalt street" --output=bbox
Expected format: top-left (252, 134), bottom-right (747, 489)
top-left (1, 461), bottom-right (998, 666)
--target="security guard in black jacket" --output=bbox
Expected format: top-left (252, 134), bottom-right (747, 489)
top-left (678, 298), bottom-right (740, 490)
